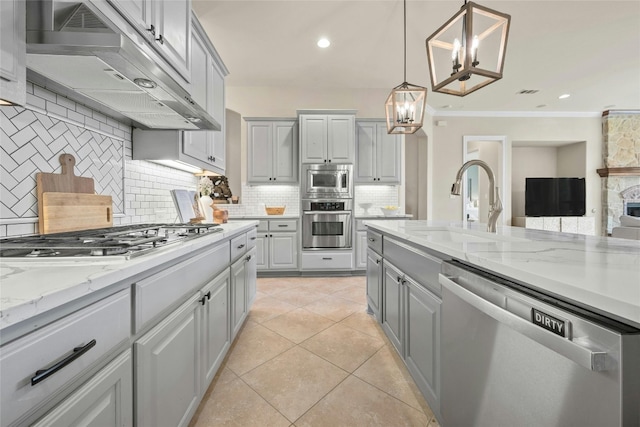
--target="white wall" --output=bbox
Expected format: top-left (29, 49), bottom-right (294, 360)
top-left (557, 142), bottom-right (587, 177)
top-left (431, 115), bottom-right (602, 235)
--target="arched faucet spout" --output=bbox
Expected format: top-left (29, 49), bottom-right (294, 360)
top-left (451, 160), bottom-right (503, 233)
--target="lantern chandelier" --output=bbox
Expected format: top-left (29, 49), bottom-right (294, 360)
top-left (385, 0), bottom-right (427, 135)
top-left (425, 0), bottom-right (511, 97)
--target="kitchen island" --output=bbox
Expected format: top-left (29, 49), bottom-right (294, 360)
top-left (0, 220), bottom-right (258, 427)
top-left (365, 219), bottom-right (640, 426)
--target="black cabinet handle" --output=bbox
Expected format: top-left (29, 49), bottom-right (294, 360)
top-left (156, 34), bottom-right (164, 44)
top-left (328, 159), bottom-right (332, 163)
top-left (324, 159), bottom-right (327, 163)
top-left (269, 177), bottom-right (272, 180)
top-left (270, 234), bottom-right (273, 237)
top-left (322, 257), bottom-right (333, 260)
top-left (265, 234), bottom-right (269, 237)
top-left (199, 295), bottom-right (207, 305)
top-left (368, 238), bottom-right (375, 242)
top-left (372, 177), bottom-right (376, 181)
top-left (273, 177), bottom-right (277, 181)
top-left (205, 291), bottom-right (211, 300)
top-left (376, 259), bottom-right (380, 264)
top-left (147, 24), bottom-right (155, 35)
top-left (31, 339), bottom-right (97, 386)
top-left (246, 255), bottom-right (252, 261)
top-left (250, 236), bottom-right (257, 240)
top-left (397, 275), bottom-right (402, 283)
top-left (237, 244), bottom-right (245, 249)
top-left (277, 225), bottom-right (288, 228)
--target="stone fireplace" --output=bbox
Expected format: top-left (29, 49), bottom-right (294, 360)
top-left (598, 111), bottom-right (640, 234)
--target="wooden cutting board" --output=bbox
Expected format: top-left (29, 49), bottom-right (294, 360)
top-left (41, 193), bottom-right (113, 234)
top-left (37, 154), bottom-right (111, 234)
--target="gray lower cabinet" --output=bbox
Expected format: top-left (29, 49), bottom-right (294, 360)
top-left (404, 275), bottom-right (441, 410)
top-left (356, 231), bottom-right (368, 269)
top-left (246, 247), bottom-right (258, 307)
top-left (382, 260), bottom-right (403, 356)
top-left (366, 247), bottom-right (382, 322)
top-left (33, 350), bottom-right (133, 427)
top-left (231, 256), bottom-right (247, 340)
top-left (201, 269), bottom-right (231, 388)
top-left (255, 220), bottom-right (298, 271)
top-left (135, 292), bottom-right (202, 427)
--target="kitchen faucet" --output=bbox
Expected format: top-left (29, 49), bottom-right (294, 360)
top-left (451, 160), bottom-right (503, 233)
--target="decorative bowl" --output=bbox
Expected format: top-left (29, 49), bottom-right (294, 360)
top-left (380, 206), bottom-right (399, 216)
top-left (358, 202), bottom-right (373, 212)
top-left (265, 205), bottom-right (286, 215)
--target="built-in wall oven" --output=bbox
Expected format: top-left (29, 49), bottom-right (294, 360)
top-left (302, 164), bottom-right (352, 199)
top-left (302, 199), bottom-right (352, 249)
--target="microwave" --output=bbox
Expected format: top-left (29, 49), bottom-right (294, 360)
top-left (302, 164), bottom-right (353, 199)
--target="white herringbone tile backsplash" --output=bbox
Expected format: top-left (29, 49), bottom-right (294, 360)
top-left (0, 82), bottom-right (197, 236)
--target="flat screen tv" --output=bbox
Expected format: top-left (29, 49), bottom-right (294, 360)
top-left (525, 178), bottom-right (586, 217)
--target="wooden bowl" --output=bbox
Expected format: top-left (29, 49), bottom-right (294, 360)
top-left (265, 206), bottom-right (285, 215)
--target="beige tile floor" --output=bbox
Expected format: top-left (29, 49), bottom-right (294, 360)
top-left (189, 276), bottom-right (440, 427)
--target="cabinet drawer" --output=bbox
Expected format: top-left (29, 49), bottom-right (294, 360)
top-left (135, 243), bottom-right (230, 333)
top-left (367, 230), bottom-right (383, 254)
top-left (384, 238), bottom-right (447, 296)
top-left (302, 252), bottom-right (353, 270)
top-left (257, 220), bottom-right (269, 232)
top-left (0, 290), bottom-right (130, 427)
top-left (269, 219), bottom-right (297, 231)
top-left (246, 227), bottom-right (258, 250)
top-left (231, 233), bottom-right (248, 261)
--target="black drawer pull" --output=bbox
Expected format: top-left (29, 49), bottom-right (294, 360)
top-left (237, 244), bottom-right (245, 249)
top-left (156, 34), bottom-right (164, 44)
top-left (368, 238), bottom-right (375, 242)
top-left (147, 24), bottom-right (155, 35)
top-left (277, 225), bottom-right (288, 228)
top-left (31, 339), bottom-right (97, 386)
top-left (250, 236), bottom-right (257, 240)
top-left (322, 257), bottom-right (333, 260)
top-left (376, 259), bottom-right (380, 264)
top-left (205, 291), bottom-right (212, 300)
top-left (246, 255), bottom-right (252, 261)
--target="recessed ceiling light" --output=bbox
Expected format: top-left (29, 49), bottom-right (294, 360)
top-left (603, 104), bottom-right (616, 109)
top-left (558, 93), bottom-right (571, 99)
top-left (536, 104), bottom-right (547, 108)
top-left (317, 38), bottom-right (330, 48)
top-left (440, 104), bottom-right (453, 109)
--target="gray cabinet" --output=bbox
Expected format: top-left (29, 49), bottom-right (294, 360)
top-left (201, 270), bottom-right (231, 389)
top-left (256, 220), bottom-right (298, 271)
top-left (382, 260), bottom-right (404, 355)
top-left (246, 247), bottom-right (258, 307)
top-left (366, 247), bottom-right (382, 322)
top-left (300, 114), bottom-right (355, 163)
top-left (355, 121), bottom-right (401, 184)
top-left (0, 0), bottom-right (26, 106)
top-left (247, 119), bottom-right (298, 184)
top-left (33, 350), bottom-right (133, 427)
top-left (231, 255), bottom-right (247, 340)
top-left (109, 0), bottom-right (191, 81)
top-left (135, 293), bottom-right (201, 427)
top-left (356, 231), bottom-right (368, 268)
top-left (404, 275), bottom-right (441, 411)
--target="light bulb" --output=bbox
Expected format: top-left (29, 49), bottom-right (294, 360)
top-left (452, 38), bottom-right (461, 61)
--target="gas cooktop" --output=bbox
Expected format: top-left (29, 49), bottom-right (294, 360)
top-left (0, 223), bottom-right (222, 259)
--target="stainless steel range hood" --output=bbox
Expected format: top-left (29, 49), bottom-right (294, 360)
top-left (25, 1), bottom-right (220, 131)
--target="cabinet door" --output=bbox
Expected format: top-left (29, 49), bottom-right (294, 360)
top-left (231, 258), bottom-right (247, 339)
top-left (269, 232), bottom-right (298, 269)
top-left (189, 25), bottom-right (209, 110)
top-left (355, 122), bottom-right (376, 182)
top-left (183, 131), bottom-right (209, 165)
top-left (366, 248), bottom-right (382, 322)
top-left (382, 261), bottom-right (403, 356)
top-left (327, 115), bottom-right (355, 163)
top-left (273, 121), bottom-right (298, 183)
top-left (201, 270), bottom-right (231, 389)
top-left (108, 0), bottom-right (153, 36)
top-left (209, 60), bottom-right (226, 172)
top-left (255, 234), bottom-right (269, 270)
top-left (136, 293), bottom-right (201, 427)
top-left (247, 122), bottom-right (273, 183)
top-left (404, 276), bottom-right (441, 410)
top-left (355, 230), bottom-right (368, 269)
top-left (245, 247), bottom-right (258, 308)
top-left (33, 350), bottom-right (133, 427)
top-left (154, 0), bottom-right (191, 81)
top-left (376, 123), bottom-right (401, 183)
top-left (0, 0), bottom-right (26, 106)
top-left (300, 115), bottom-right (327, 163)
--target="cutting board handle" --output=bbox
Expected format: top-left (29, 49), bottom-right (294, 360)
top-left (59, 154), bottom-right (77, 177)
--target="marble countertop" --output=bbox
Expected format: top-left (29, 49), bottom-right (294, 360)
top-left (0, 221), bottom-right (258, 332)
top-left (356, 214), bottom-right (413, 219)
top-left (364, 220), bottom-right (640, 329)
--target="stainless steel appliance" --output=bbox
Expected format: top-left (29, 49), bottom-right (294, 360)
top-left (302, 200), bottom-right (352, 249)
top-left (0, 223), bottom-right (222, 260)
top-left (439, 260), bottom-right (640, 426)
top-left (302, 164), bottom-right (352, 199)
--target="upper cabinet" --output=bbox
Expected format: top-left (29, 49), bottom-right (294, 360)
top-left (109, 0), bottom-right (191, 81)
top-left (299, 112), bottom-right (355, 164)
top-left (247, 119), bottom-right (298, 184)
top-left (132, 12), bottom-right (228, 173)
top-left (355, 120), bottom-right (401, 184)
top-left (0, 0), bottom-right (26, 106)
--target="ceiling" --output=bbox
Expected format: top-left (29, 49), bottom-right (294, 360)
top-left (192, 1), bottom-right (640, 115)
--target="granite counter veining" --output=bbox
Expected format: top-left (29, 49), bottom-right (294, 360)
top-left (365, 220), bottom-right (640, 328)
top-left (0, 221), bottom-right (258, 332)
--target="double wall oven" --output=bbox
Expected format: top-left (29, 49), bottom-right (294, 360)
top-left (302, 164), bottom-right (353, 250)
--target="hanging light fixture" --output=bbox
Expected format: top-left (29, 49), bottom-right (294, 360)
top-left (385, 0), bottom-right (427, 134)
top-left (425, 0), bottom-right (510, 97)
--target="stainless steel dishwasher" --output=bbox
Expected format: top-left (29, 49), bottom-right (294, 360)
top-left (439, 260), bottom-right (640, 427)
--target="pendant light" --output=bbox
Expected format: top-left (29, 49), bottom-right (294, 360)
top-left (425, 0), bottom-right (510, 97)
top-left (385, 0), bottom-right (427, 135)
